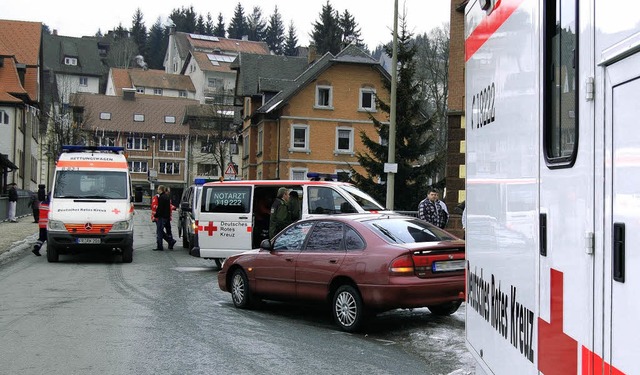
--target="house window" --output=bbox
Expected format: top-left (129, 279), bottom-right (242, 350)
top-left (18, 150), bottom-right (24, 178)
top-left (126, 137), bottom-right (148, 150)
top-left (359, 88), bottom-right (376, 111)
top-left (31, 156), bottom-right (37, 183)
top-left (336, 128), bottom-right (354, 153)
top-left (291, 168), bottom-right (308, 180)
top-left (160, 162), bottom-right (180, 175)
top-left (100, 112), bottom-right (111, 120)
top-left (128, 161), bottom-right (148, 173)
top-left (290, 124), bottom-right (309, 151)
top-left (164, 116), bottom-right (176, 123)
top-left (315, 85), bottom-right (333, 108)
top-left (133, 114), bottom-right (144, 122)
top-left (197, 164), bottom-right (218, 176)
top-left (154, 88), bottom-right (163, 95)
top-left (208, 78), bottom-right (224, 89)
top-left (159, 139), bottom-right (181, 152)
top-left (99, 137), bottom-right (116, 147)
top-left (64, 57), bottom-right (77, 66)
top-left (179, 91), bottom-right (187, 98)
top-left (335, 169), bottom-right (352, 182)
top-left (243, 135), bottom-right (249, 158)
top-left (79, 77), bottom-right (88, 86)
top-left (136, 87), bottom-right (145, 94)
top-left (257, 128), bottom-right (263, 155)
top-left (0, 110), bottom-right (8, 124)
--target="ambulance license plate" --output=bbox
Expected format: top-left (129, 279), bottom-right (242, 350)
top-left (77, 238), bottom-right (101, 244)
top-left (432, 260), bottom-right (465, 272)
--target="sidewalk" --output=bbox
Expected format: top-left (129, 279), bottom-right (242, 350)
top-left (0, 214), bottom-right (39, 265)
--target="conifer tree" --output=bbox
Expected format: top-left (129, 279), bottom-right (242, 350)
top-left (310, 1), bottom-right (342, 55)
top-left (284, 21), bottom-right (299, 56)
top-left (147, 17), bottom-right (168, 70)
top-left (130, 8), bottom-right (148, 61)
top-left (213, 13), bottom-right (226, 38)
top-left (265, 6), bottom-right (285, 55)
top-left (169, 6), bottom-right (197, 33)
top-left (246, 6), bottom-right (267, 42)
top-left (205, 13), bottom-right (215, 35)
top-left (227, 3), bottom-right (248, 39)
top-left (339, 10), bottom-right (364, 48)
top-left (195, 15), bottom-right (206, 35)
top-left (350, 17), bottom-right (442, 210)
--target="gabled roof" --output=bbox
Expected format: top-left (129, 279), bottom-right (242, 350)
top-left (109, 68), bottom-right (196, 96)
top-left (0, 19), bottom-right (42, 102)
top-left (42, 34), bottom-right (107, 77)
top-left (256, 44), bottom-right (390, 114)
top-left (72, 92), bottom-right (197, 136)
top-left (231, 53), bottom-right (309, 97)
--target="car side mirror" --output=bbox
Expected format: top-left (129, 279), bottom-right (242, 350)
top-left (180, 202), bottom-right (192, 212)
top-left (260, 239), bottom-right (273, 250)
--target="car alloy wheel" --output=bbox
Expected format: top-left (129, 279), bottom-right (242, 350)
top-left (231, 269), bottom-right (253, 309)
top-left (332, 284), bottom-right (364, 332)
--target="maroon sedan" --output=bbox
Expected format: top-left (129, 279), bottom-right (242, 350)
top-left (217, 214), bottom-right (466, 332)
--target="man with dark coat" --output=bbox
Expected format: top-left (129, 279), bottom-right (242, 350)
top-left (269, 187), bottom-right (291, 239)
top-left (153, 185), bottom-right (176, 251)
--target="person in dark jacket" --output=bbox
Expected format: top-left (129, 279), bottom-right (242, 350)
top-left (153, 185), bottom-right (176, 251)
top-left (288, 190), bottom-right (301, 221)
top-left (32, 188), bottom-right (49, 256)
top-left (269, 187), bottom-right (291, 239)
top-left (7, 182), bottom-right (18, 222)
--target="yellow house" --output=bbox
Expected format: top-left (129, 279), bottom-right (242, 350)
top-left (232, 45), bottom-right (391, 181)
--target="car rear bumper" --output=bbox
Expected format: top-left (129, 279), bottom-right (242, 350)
top-left (359, 275), bottom-right (465, 311)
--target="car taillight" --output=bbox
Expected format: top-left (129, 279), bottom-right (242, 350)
top-left (194, 220), bottom-right (199, 234)
top-left (389, 254), bottom-right (415, 276)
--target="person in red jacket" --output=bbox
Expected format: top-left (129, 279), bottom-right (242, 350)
top-left (32, 185), bottom-right (49, 256)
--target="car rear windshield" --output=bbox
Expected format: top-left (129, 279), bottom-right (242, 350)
top-left (201, 186), bottom-right (251, 213)
top-left (367, 218), bottom-right (456, 244)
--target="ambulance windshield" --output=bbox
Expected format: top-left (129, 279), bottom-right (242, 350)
top-left (54, 170), bottom-right (128, 199)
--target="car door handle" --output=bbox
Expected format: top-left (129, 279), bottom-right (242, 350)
top-left (239, 216), bottom-right (248, 219)
top-left (613, 223), bottom-right (625, 283)
top-left (329, 259), bottom-right (338, 264)
top-left (285, 258), bottom-right (294, 262)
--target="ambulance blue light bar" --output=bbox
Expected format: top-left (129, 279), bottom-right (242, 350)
top-left (61, 145), bottom-right (125, 154)
top-left (194, 177), bottom-right (217, 185)
top-left (307, 172), bottom-right (338, 181)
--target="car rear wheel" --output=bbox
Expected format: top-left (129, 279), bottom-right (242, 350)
top-left (332, 284), bottom-right (365, 332)
top-left (428, 300), bottom-right (462, 316)
top-left (122, 245), bottom-right (133, 263)
top-left (46, 243), bottom-right (59, 263)
top-left (231, 269), bottom-right (253, 309)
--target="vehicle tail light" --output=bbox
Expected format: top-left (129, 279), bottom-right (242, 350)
top-left (194, 220), bottom-right (199, 235)
top-left (389, 254), bottom-right (415, 276)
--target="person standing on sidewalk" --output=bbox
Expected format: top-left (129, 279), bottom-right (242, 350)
top-left (32, 186), bottom-right (49, 256)
top-left (7, 182), bottom-right (18, 223)
top-left (28, 189), bottom-right (40, 223)
top-left (153, 185), bottom-right (176, 251)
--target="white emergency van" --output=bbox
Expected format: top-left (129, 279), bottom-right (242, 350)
top-left (189, 177), bottom-right (387, 267)
top-left (47, 146), bottom-right (134, 263)
top-left (465, 0), bottom-right (639, 374)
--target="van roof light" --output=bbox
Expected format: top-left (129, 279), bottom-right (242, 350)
top-left (194, 177), bottom-right (216, 185)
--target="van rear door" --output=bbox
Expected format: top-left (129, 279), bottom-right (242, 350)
top-left (198, 185), bottom-right (253, 256)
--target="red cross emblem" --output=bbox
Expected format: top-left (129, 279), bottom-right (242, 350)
top-left (112, 208), bottom-right (121, 215)
top-left (198, 221), bottom-right (218, 236)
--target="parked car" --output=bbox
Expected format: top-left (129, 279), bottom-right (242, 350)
top-left (178, 179), bottom-right (207, 251)
top-left (217, 214), bottom-right (466, 332)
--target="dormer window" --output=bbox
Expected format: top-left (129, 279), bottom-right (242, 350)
top-left (64, 57), bottom-right (78, 66)
top-left (133, 114), bottom-right (144, 122)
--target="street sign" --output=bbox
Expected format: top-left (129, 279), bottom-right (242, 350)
top-left (224, 163), bottom-right (237, 176)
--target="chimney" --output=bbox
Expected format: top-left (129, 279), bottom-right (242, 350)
top-left (53, 29), bottom-right (58, 36)
top-left (122, 88), bottom-right (136, 101)
top-left (242, 35), bottom-right (249, 41)
top-left (308, 43), bottom-right (317, 65)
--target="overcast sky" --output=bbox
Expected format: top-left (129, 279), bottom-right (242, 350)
top-left (2, 0), bottom-right (450, 48)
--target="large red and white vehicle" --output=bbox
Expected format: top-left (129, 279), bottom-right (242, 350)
top-left (465, 0), bottom-right (638, 374)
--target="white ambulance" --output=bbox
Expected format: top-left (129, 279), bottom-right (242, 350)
top-left (190, 177), bottom-right (387, 267)
top-left (47, 146), bottom-right (135, 263)
top-left (465, 0), bottom-right (639, 374)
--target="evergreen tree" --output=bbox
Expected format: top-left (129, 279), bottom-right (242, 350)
top-left (350, 17), bottom-right (442, 210)
top-left (339, 10), bottom-right (364, 48)
top-left (205, 13), bottom-right (215, 35)
top-left (265, 6), bottom-right (285, 55)
top-left (196, 15), bottom-right (206, 35)
top-left (130, 8), bottom-right (148, 60)
top-left (147, 17), bottom-right (168, 70)
top-left (246, 6), bottom-right (267, 42)
top-left (213, 13), bottom-right (226, 38)
top-left (310, 1), bottom-right (342, 55)
top-left (227, 3), bottom-right (248, 39)
top-left (169, 6), bottom-right (197, 33)
top-left (283, 21), bottom-right (299, 56)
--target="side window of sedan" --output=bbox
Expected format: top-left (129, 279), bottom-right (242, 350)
top-left (345, 227), bottom-right (365, 251)
top-left (305, 221), bottom-right (344, 251)
top-left (273, 222), bottom-right (313, 251)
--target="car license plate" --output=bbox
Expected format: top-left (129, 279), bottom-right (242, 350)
top-left (432, 260), bottom-right (465, 272)
top-left (77, 238), bottom-right (101, 244)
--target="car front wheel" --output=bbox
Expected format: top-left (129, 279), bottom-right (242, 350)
top-left (428, 300), bottom-right (462, 316)
top-left (231, 269), bottom-right (253, 309)
top-left (332, 284), bottom-right (365, 332)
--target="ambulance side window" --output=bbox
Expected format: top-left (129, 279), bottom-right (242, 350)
top-left (202, 186), bottom-right (251, 213)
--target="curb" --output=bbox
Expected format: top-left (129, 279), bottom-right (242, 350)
top-left (0, 233), bottom-right (37, 266)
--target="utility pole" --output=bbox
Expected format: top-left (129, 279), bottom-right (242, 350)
top-left (385, 0), bottom-right (399, 210)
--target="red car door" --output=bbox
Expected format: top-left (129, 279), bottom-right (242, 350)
top-left (295, 221), bottom-right (346, 301)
